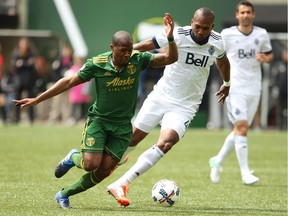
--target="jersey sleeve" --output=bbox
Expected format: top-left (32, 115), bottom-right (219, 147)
top-left (153, 29), bottom-right (167, 49)
top-left (139, 51), bottom-right (154, 69)
top-left (212, 31), bottom-right (226, 59)
top-left (261, 29), bottom-right (273, 53)
top-left (77, 59), bottom-right (95, 82)
top-left (153, 26), bottom-right (181, 49)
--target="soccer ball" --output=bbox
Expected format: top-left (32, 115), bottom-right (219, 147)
top-left (151, 179), bottom-right (180, 207)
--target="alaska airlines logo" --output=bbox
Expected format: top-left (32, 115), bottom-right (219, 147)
top-left (106, 77), bottom-right (135, 86)
top-left (238, 49), bottom-right (255, 59)
top-left (185, 53), bottom-right (209, 67)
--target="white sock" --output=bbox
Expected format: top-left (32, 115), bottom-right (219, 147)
top-left (234, 135), bottom-right (250, 176)
top-left (114, 145), bottom-right (164, 186)
top-left (119, 146), bottom-right (136, 164)
top-left (215, 131), bottom-right (235, 165)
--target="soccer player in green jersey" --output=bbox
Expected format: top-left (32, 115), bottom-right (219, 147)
top-left (13, 13), bottom-right (178, 209)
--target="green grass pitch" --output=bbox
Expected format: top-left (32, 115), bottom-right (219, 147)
top-left (0, 124), bottom-right (286, 216)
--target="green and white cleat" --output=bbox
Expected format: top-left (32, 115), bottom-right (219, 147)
top-left (209, 157), bottom-right (223, 184)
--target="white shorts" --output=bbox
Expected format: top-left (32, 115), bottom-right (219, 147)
top-left (133, 96), bottom-right (196, 138)
top-left (226, 93), bottom-right (260, 125)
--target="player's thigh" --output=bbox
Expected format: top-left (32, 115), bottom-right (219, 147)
top-left (226, 94), bottom-right (260, 125)
top-left (80, 118), bottom-right (106, 154)
top-left (247, 95), bottom-right (260, 125)
top-left (105, 122), bottom-right (132, 162)
top-left (161, 111), bottom-right (191, 139)
top-left (133, 97), bottom-right (164, 133)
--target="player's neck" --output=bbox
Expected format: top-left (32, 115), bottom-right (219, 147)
top-left (237, 25), bottom-right (253, 35)
top-left (110, 56), bottom-right (122, 71)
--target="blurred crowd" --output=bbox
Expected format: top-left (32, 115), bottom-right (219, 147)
top-left (0, 37), bottom-right (286, 130)
top-left (0, 37), bottom-right (92, 126)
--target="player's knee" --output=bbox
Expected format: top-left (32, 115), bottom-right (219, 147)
top-left (83, 160), bottom-right (99, 171)
top-left (157, 141), bottom-right (175, 153)
top-left (235, 121), bottom-right (249, 135)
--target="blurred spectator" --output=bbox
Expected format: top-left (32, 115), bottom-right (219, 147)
top-left (271, 49), bottom-right (287, 130)
top-left (0, 43), bottom-right (3, 80)
top-left (0, 42), bottom-right (6, 124)
top-left (47, 44), bottom-right (73, 125)
top-left (65, 56), bottom-right (91, 126)
top-left (34, 56), bottom-right (50, 122)
top-left (0, 71), bottom-right (20, 124)
top-left (11, 37), bottom-right (38, 124)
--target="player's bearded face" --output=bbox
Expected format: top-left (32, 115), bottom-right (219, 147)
top-left (191, 18), bottom-right (213, 43)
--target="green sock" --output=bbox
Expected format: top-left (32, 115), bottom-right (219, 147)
top-left (71, 152), bottom-right (83, 168)
top-left (61, 171), bottom-right (101, 197)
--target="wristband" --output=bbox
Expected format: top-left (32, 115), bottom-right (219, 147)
top-left (223, 80), bottom-right (231, 87)
top-left (167, 37), bottom-right (174, 43)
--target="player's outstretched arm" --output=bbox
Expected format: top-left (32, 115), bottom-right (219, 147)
top-left (13, 74), bottom-right (84, 108)
top-left (151, 13), bottom-right (178, 68)
top-left (133, 13), bottom-right (176, 54)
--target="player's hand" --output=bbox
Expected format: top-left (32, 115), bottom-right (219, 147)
top-left (215, 85), bottom-right (230, 104)
top-left (13, 98), bottom-right (38, 109)
top-left (256, 53), bottom-right (268, 63)
top-left (164, 13), bottom-right (174, 39)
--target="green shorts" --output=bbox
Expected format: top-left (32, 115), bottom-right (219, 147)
top-left (80, 118), bottom-right (132, 162)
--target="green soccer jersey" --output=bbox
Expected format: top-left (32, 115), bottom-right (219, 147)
top-left (78, 50), bottom-right (154, 124)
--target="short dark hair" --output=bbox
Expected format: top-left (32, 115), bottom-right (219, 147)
top-left (194, 7), bottom-right (215, 19)
top-left (112, 31), bottom-right (133, 46)
top-left (236, 1), bottom-right (254, 12)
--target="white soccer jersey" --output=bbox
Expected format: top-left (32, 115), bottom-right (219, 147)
top-left (150, 26), bottom-right (226, 112)
top-left (221, 26), bottom-right (272, 96)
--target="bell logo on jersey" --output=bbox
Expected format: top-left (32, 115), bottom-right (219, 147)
top-left (238, 49), bottom-right (256, 59)
top-left (185, 53), bottom-right (209, 67)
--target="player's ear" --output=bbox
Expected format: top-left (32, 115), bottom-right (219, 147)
top-left (212, 23), bottom-right (215, 29)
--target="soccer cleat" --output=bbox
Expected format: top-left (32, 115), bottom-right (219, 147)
top-left (209, 157), bottom-right (223, 183)
top-left (55, 190), bottom-right (71, 209)
top-left (55, 149), bottom-right (80, 178)
top-left (242, 173), bottom-right (259, 185)
top-left (107, 184), bottom-right (130, 207)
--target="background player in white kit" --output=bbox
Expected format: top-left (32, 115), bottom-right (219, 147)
top-left (107, 7), bottom-right (231, 206)
top-left (209, 1), bottom-right (273, 185)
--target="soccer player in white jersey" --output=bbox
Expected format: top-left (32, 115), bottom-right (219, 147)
top-left (209, 1), bottom-right (273, 185)
top-left (107, 8), bottom-right (230, 206)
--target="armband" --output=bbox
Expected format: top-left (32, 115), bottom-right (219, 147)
top-left (223, 80), bottom-right (231, 87)
top-left (167, 37), bottom-right (174, 43)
